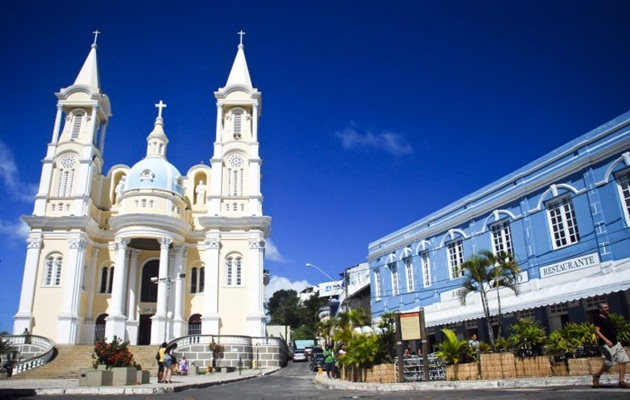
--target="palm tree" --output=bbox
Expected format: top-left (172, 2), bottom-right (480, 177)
top-left (458, 250), bottom-right (521, 350)
top-left (458, 252), bottom-right (496, 349)
top-left (481, 250), bottom-right (521, 339)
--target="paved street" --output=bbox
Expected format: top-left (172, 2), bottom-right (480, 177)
top-left (3, 361), bottom-right (630, 399)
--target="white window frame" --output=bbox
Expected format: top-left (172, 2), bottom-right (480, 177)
top-left (615, 169), bottom-right (630, 226)
top-left (374, 268), bottom-right (382, 301)
top-left (546, 195), bottom-right (580, 249)
top-left (404, 256), bottom-right (414, 293)
top-left (447, 239), bottom-right (464, 279)
top-left (44, 255), bottom-right (63, 287)
top-left (389, 262), bottom-right (399, 296)
top-left (225, 256), bottom-right (242, 286)
top-left (420, 251), bottom-right (432, 288)
top-left (491, 219), bottom-right (513, 256)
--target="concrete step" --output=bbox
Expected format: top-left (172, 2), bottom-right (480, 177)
top-left (13, 345), bottom-right (160, 380)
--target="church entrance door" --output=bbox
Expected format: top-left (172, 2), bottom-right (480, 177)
top-left (138, 314), bottom-right (152, 345)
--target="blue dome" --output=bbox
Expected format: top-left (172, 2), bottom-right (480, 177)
top-left (125, 157), bottom-right (184, 196)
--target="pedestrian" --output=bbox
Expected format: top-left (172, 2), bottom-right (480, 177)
top-left (468, 333), bottom-right (480, 360)
top-left (592, 303), bottom-right (629, 388)
top-left (404, 345), bottom-right (411, 358)
top-left (323, 345), bottom-right (335, 380)
top-left (163, 343), bottom-right (178, 384)
top-left (157, 342), bottom-right (167, 383)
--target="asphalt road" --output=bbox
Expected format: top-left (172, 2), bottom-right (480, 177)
top-left (5, 360), bottom-right (630, 399)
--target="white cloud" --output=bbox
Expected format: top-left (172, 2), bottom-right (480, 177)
top-left (0, 139), bottom-right (37, 202)
top-left (0, 218), bottom-right (29, 242)
top-left (264, 275), bottom-right (311, 302)
top-left (264, 237), bottom-right (288, 263)
top-left (336, 127), bottom-right (413, 156)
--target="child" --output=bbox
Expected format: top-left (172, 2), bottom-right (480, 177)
top-left (179, 356), bottom-right (189, 375)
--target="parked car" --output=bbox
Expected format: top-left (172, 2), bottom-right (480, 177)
top-left (311, 346), bottom-right (323, 359)
top-left (292, 349), bottom-right (307, 362)
top-left (304, 346), bottom-right (314, 358)
top-left (309, 353), bottom-right (324, 371)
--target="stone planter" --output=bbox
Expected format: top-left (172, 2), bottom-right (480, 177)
top-left (112, 367), bottom-right (137, 386)
top-left (137, 370), bottom-right (150, 384)
top-left (446, 362), bottom-right (479, 381)
top-left (79, 369), bottom-right (113, 386)
top-left (480, 353), bottom-right (515, 379)
top-left (514, 356), bottom-right (552, 378)
top-left (551, 361), bottom-right (568, 376)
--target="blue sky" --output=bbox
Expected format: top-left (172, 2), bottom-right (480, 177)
top-left (1, 0), bottom-right (630, 333)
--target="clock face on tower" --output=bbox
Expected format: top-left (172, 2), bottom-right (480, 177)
top-left (228, 154), bottom-right (245, 168)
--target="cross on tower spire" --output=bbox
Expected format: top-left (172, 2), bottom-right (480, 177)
top-left (92, 30), bottom-right (101, 45)
top-left (155, 100), bottom-right (167, 118)
top-left (237, 30), bottom-right (246, 45)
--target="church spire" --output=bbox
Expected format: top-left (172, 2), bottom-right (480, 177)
top-left (146, 100), bottom-right (169, 159)
top-left (73, 30), bottom-right (101, 89)
top-left (224, 30), bottom-right (253, 89)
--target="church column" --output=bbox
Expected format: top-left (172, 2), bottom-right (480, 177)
top-left (202, 236), bottom-right (220, 334)
top-left (251, 102), bottom-right (258, 142)
top-left (151, 237), bottom-right (172, 344)
top-left (105, 238), bottom-right (129, 341)
top-left (247, 236), bottom-right (265, 337)
top-left (88, 104), bottom-right (98, 140)
top-left (215, 103), bottom-right (223, 142)
top-left (13, 235), bottom-right (42, 334)
top-left (172, 246), bottom-right (187, 338)
top-left (57, 236), bottom-right (87, 344)
top-left (82, 247), bottom-right (99, 344)
top-left (98, 121), bottom-right (108, 155)
top-left (51, 104), bottom-right (63, 144)
top-left (126, 250), bottom-right (140, 345)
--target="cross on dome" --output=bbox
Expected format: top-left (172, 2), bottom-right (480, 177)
top-left (238, 30), bottom-right (246, 45)
top-left (92, 30), bottom-right (101, 45)
top-left (155, 100), bottom-right (167, 118)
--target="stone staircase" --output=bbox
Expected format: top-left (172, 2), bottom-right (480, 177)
top-left (12, 345), bottom-right (160, 380)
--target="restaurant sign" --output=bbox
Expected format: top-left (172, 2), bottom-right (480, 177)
top-left (539, 252), bottom-right (599, 278)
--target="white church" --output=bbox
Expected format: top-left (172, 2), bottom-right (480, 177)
top-left (13, 33), bottom-right (271, 345)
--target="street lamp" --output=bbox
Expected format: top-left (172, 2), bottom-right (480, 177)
top-left (305, 262), bottom-right (335, 281)
top-left (151, 273), bottom-right (186, 342)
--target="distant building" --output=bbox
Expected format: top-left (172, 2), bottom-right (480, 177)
top-left (13, 36), bottom-right (270, 344)
top-left (338, 263), bottom-right (371, 314)
top-left (368, 111), bottom-right (630, 347)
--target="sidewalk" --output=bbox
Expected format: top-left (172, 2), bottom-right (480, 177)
top-left (0, 368), bottom-right (279, 396)
top-left (314, 370), bottom-right (625, 391)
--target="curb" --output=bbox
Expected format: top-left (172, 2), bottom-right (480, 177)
top-left (315, 374), bottom-right (599, 391)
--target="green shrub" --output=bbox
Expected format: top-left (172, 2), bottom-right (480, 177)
top-left (436, 329), bottom-right (473, 365)
top-left (609, 313), bottom-right (630, 346)
top-left (507, 317), bottom-right (546, 357)
top-left (544, 322), bottom-right (596, 360)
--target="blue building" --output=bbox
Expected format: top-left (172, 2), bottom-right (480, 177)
top-left (368, 111), bottom-right (630, 348)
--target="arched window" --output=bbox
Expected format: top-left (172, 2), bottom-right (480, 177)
top-left (188, 314), bottom-right (202, 336)
top-left (189, 266), bottom-right (205, 294)
top-left (233, 111), bottom-right (242, 139)
top-left (227, 154), bottom-right (245, 197)
top-left (71, 113), bottom-right (84, 139)
top-left (388, 261), bottom-right (399, 297)
top-left (56, 155), bottom-right (77, 197)
top-left (99, 265), bottom-right (114, 293)
top-left (226, 255), bottom-right (243, 286)
top-left (44, 254), bottom-right (63, 286)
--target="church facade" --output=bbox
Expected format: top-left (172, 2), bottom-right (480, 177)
top-left (368, 111), bottom-right (630, 347)
top-left (13, 35), bottom-right (271, 345)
